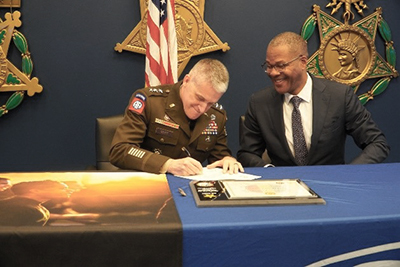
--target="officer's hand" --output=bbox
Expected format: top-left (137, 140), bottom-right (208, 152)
top-left (207, 156), bottom-right (244, 174)
top-left (167, 157), bottom-right (203, 176)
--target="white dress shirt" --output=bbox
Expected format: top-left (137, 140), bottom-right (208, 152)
top-left (283, 73), bottom-right (313, 157)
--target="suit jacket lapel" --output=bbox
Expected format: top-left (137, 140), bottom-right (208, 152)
top-left (269, 91), bottom-right (294, 160)
top-left (309, 77), bottom-right (330, 160)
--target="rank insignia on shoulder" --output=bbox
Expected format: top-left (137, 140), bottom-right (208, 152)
top-left (149, 88), bottom-right (163, 94)
top-left (213, 103), bottom-right (223, 110)
top-left (129, 93), bottom-right (146, 114)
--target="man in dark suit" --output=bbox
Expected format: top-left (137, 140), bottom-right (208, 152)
top-left (237, 32), bottom-right (389, 167)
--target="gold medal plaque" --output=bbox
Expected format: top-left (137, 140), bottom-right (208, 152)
top-left (302, 2), bottom-right (398, 104)
top-left (319, 25), bottom-right (376, 87)
top-left (0, 0), bottom-right (20, 8)
top-left (115, 0), bottom-right (230, 77)
top-left (0, 11), bottom-right (43, 117)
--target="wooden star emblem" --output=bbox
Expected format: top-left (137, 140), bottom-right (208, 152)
top-left (115, 0), bottom-right (230, 77)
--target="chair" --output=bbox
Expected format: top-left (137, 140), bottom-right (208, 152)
top-left (239, 115), bottom-right (271, 163)
top-left (95, 114), bottom-right (124, 170)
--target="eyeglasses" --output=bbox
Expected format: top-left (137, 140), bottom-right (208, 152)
top-left (261, 55), bottom-right (303, 74)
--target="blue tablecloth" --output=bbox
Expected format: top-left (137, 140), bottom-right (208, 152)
top-left (167, 163), bottom-right (400, 266)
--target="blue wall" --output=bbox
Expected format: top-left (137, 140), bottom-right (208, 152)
top-left (0, 0), bottom-right (399, 171)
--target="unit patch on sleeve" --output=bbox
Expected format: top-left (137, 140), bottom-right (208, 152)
top-left (129, 93), bottom-right (146, 114)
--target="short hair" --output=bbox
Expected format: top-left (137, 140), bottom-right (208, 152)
top-left (188, 58), bottom-right (229, 93)
top-left (268, 32), bottom-right (308, 57)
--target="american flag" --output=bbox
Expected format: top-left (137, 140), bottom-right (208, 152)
top-left (145, 0), bottom-right (178, 87)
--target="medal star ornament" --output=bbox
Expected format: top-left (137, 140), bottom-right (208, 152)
top-left (301, 1), bottom-right (398, 105)
top-left (115, 0), bottom-right (230, 77)
top-left (0, 11), bottom-right (43, 117)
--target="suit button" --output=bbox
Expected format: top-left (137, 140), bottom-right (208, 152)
top-left (160, 138), bottom-right (165, 143)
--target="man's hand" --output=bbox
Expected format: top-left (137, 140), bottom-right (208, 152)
top-left (206, 156), bottom-right (244, 174)
top-left (166, 157), bottom-right (203, 176)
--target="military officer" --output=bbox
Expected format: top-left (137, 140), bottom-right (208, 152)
top-left (109, 59), bottom-right (243, 176)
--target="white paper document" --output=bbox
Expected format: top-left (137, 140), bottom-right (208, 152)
top-left (222, 179), bottom-right (314, 199)
top-left (176, 167), bottom-right (261, 181)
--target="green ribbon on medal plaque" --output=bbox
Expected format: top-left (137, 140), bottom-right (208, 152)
top-left (301, 1), bottom-right (398, 105)
top-left (0, 11), bottom-right (43, 118)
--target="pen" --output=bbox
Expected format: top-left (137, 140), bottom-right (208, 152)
top-left (178, 187), bottom-right (187, 197)
top-left (181, 147), bottom-right (191, 157)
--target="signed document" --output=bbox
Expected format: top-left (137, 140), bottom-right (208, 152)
top-left (175, 167), bottom-right (261, 181)
top-left (222, 179), bottom-right (318, 199)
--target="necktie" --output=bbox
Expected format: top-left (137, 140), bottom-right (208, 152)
top-left (290, 96), bottom-right (308, 165)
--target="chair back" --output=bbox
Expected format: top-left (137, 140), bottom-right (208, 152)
top-left (95, 114), bottom-right (124, 170)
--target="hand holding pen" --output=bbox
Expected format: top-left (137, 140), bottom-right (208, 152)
top-left (164, 147), bottom-right (203, 176)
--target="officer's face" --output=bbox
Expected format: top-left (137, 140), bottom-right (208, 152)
top-left (180, 74), bottom-right (223, 120)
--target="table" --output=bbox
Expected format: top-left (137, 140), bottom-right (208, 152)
top-left (167, 163), bottom-right (400, 266)
top-left (0, 172), bottom-right (182, 267)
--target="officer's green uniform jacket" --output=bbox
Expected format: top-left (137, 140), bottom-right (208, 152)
top-left (109, 82), bottom-right (232, 173)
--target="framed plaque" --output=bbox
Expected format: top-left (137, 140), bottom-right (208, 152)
top-left (190, 179), bottom-right (325, 207)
